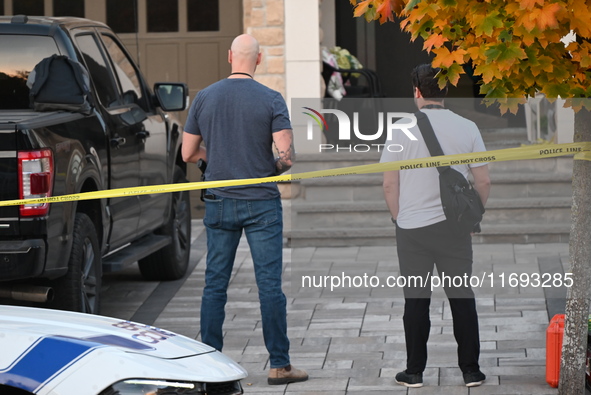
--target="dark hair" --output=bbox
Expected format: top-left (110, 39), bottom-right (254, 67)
top-left (411, 64), bottom-right (448, 99)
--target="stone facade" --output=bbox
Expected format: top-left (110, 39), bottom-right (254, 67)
top-left (243, 0), bottom-right (287, 97)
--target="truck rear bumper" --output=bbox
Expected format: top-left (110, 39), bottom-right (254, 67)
top-left (0, 239), bottom-right (46, 280)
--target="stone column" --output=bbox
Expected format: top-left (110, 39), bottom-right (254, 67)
top-left (243, 0), bottom-right (287, 97)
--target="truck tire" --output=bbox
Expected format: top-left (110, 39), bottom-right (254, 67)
top-left (138, 166), bottom-right (191, 281)
top-left (49, 212), bottom-right (101, 314)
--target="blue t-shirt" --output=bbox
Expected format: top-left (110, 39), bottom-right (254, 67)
top-left (184, 78), bottom-right (292, 199)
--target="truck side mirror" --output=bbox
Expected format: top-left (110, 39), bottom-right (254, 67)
top-left (154, 82), bottom-right (188, 112)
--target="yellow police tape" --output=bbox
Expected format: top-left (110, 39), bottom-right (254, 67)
top-left (2, 142), bottom-right (591, 208)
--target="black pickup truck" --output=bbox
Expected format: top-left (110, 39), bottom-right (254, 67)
top-left (0, 16), bottom-right (192, 314)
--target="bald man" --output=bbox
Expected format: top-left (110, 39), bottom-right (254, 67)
top-left (182, 34), bottom-right (307, 385)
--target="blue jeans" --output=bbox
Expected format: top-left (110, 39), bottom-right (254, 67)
top-left (200, 195), bottom-right (290, 368)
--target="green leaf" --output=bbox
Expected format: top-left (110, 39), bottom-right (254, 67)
top-left (439, 63), bottom-right (464, 86)
top-left (544, 83), bottom-right (570, 98)
top-left (497, 42), bottom-right (527, 62)
top-left (441, 0), bottom-right (457, 6)
top-left (364, 6), bottom-right (377, 22)
top-left (475, 13), bottom-right (504, 36)
top-left (498, 29), bottom-right (513, 43)
top-left (484, 45), bottom-right (503, 61)
top-left (404, 0), bottom-right (421, 13)
top-left (480, 82), bottom-right (508, 98)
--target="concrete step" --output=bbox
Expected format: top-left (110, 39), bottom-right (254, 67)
top-left (292, 197), bottom-right (571, 229)
top-left (294, 172), bottom-right (573, 202)
top-left (286, 223), bottom-right (570, 247)
top-left (287, 151), bottom-right (575, 246)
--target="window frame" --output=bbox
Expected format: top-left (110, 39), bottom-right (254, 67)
top-left (96, 29), bottom-right (152, 113)
top-left (73, 30), bottom-right (122, 110)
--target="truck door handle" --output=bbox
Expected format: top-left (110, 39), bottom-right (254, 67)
top-left (137, 130), bottom-right (150, 140)
top-left (110, 136), bottom-right (126, 148)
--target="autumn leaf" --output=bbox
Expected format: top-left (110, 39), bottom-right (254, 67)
top-left (474, 63), bottom-right (503, 84)
top-left (411, 1), bottom-right (441, 19)
top-left (473, 12), bottom-right (504, 36)
top-left (480, 82), bottom-right (508, 99)
top-left (353, 0), bottom-right (373, 18)
top-left (423, 34), bottom-right (447, 52)
top-left (438, 63), bottom-right (464, 86)
top-left (543, 82), bottom-right (570, 98)
top-left (534, 3), bottom-right (563, 30)
top-left (513, 25), bottom-right (539, 46)
top-left (376, 0), bottom-right (403, 23)
top-left (572, 48), bottom-right (591, 68)
top-left (519, 0), bottom-right (544, 10)
top-left (496, 42), bottom-right (527, 67)
top-left (530, 55), bottom-right (555, 76)
top-left (568, 0), bottom-right (591, 38)
top-left (432, 47), bottom-right (468, 68)
top-left (353, 0), bottom-right (591, 101)
top-left (404, 0), bottom-right (421, 13)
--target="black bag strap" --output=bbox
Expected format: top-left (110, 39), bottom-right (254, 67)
top-left (415, 110), bottom-right (449, 174)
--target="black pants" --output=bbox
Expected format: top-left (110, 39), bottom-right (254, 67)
top-left (396, 220), bottom-right (481, 374)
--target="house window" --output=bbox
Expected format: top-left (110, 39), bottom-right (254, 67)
top-left (54, 0), bottom-right (84, 17)
top-left (187, 0), bottom-right (219, 32)
top-left (13, 0), bottom-right (43, 15)
top-left (147, 0), bottom-right (178, 32)
top-left (106, 0), bottom-right (138, 33)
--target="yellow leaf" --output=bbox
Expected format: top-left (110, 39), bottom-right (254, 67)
top-left (569, 0), bottom-right (591, 37)
top-left (353, 0), bottom-right (373, 17)
top-left (423, 34), bottom-right (447, 52)
top-left (474, 63), bottom-right (503, 84)
top-left (433, 18), bottom-right (449, 31)
top-left (432, 47), bottom-right (468, 68)
top-left (466, 45), bottom-right (488, 62)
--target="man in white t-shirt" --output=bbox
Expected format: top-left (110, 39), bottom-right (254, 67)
top-left (380, 64), bottom-right (491, 388)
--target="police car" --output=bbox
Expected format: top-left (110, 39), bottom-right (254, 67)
top-left (0, 305), bottom-right (247, 394)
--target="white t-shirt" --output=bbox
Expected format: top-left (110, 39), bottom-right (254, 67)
top-left (380, 109), bottom-right (487, 229)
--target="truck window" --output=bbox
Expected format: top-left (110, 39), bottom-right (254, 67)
top-left (0, 35), bottom-right (59, 109)
top-left (75, 34), bottom-right (120, 108)
top-left (100, 34), bottom-right (147, 111)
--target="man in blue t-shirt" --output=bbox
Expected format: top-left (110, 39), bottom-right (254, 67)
top-left (182, 34), bottom-right (307, 385)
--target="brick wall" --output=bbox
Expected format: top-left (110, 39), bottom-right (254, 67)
top-left (243, 0), bottom-right (287, 97)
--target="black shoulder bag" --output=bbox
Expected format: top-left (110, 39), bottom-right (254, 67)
top-left (416, 111), bottom-right (485, 235)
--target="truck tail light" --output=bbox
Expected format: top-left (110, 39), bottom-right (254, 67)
top-left (18, 149), bottom-right (54, 217)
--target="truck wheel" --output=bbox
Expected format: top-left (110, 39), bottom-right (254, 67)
top-left (49, 213), bottom-right (101, 314)
top-left (139, 166), bottom-right (191, 281)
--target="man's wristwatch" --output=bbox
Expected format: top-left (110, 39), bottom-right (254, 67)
top-left (391, 217), bottom-right (397, 226)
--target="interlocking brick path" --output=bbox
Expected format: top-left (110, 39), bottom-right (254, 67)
top-left (102, 220), bottom-right (570, 394)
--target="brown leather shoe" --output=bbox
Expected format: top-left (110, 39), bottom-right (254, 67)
top-left (267, 364), bottom-right (309, 385)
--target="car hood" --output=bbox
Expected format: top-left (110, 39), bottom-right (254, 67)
top-left (0, 305), bottom-right (214, 360)
top-left (0, 306), bottom-right (247, 394)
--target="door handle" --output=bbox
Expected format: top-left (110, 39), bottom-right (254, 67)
top-left (137, 130), bottom-right (151, 140)
top-left (110, 136), bottom-right (126, 148)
